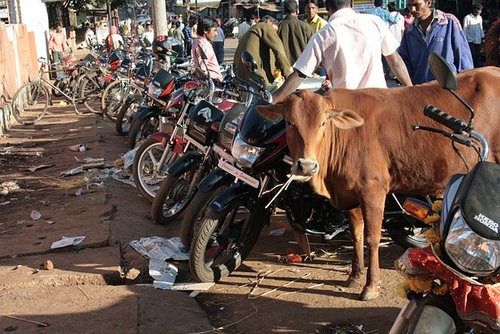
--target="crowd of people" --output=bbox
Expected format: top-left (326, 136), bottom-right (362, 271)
top-left (49, 0), bottom-right (495, 99)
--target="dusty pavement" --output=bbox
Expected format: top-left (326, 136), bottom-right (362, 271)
top-left (0, 38), bottom-right (408, 333)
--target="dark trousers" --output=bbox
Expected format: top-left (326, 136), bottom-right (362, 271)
top-left (213, 41), bottom-right (224, 64)
top-left (184, 40), bottom-right (192, 58)
top-left (469, 42), bottom-right (482, 68)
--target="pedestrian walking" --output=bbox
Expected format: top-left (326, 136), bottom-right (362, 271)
top-left (278, 0), bottom-right (314, 65)
top-left (463, 3), bottom-right (484, 68)
top-left (183, 21), bottom-right (194, 57)
top-left (48, 23), bottom-right (68, 77)
top-left (213, 26), bottom-right (225, 64)
top-left (238, 17), bottom-right (251, 39)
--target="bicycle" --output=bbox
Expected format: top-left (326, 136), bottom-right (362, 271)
top-left (12, 57), bottom-right (80, 125)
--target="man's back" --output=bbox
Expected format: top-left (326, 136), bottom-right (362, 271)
top-left (278, 15), bottom-right (314, 64)
top-left (294, 8), bottom-right (399, 89)
top-left (234, 22), bottom-right (291, 84)
top-left (238, 21), bottom-right (250, 39)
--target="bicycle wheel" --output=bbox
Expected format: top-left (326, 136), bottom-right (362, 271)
top-left (79, 73), bottom-right (103, 114)
top-left (52, 75), bottom-right (71, 97)
top-left (12, 81), bottom-right (49, 125)
top-left (102, 80), bottom-right (130, 122)
top-left (115, 96), bottom-right (140, 136)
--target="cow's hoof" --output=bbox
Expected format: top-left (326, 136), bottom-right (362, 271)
top-left (345, 276), bottom-right (363, 288)
top-left (360, 290), bottom-right (379, 301)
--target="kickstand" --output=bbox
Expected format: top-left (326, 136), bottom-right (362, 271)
top-left (294, 232), bottom-right (311, 259)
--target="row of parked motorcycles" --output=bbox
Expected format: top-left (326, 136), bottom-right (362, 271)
top-left (112, 37), bottom-right (500, 333)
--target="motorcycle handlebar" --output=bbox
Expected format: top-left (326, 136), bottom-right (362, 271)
top-left (423, 105), bottom-right (468, 133)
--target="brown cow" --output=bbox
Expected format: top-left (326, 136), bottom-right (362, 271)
top-left (256, 67), bottom-right (500, 300)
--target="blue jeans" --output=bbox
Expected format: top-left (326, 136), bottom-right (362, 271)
top-left (213, 41), bottom-right (224, 64)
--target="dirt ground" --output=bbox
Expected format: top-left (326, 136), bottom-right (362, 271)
top-left (0, 97), bottom-right (410, 333)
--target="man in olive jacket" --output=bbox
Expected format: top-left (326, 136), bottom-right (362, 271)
top-left (234, 16), bottom-right (292, 85)
top-left (278, 0), bottom-right (314, 65)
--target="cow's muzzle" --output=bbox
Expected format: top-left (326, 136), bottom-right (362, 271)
top-left (292, 158), bottom-right (319, 178)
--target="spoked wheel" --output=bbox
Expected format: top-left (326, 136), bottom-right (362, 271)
top-left (115, 98), bottom-right (140, 136)
top-left (79, 74), bottom-right (103, 114)
top-left (127, 116), bottom-right (158, 149)
top-left (12, 81), bottom-right (49, 125)
top-left (132, 138), bottom-right (178, 202)
top-left (180, 183), bottom-right (230, 249)
top-left (189, 200), bottom-right (269, 282)
top-left (151, 169), bottom-right (200, 225)
top-left (102, 80), bottom-right (131, 122)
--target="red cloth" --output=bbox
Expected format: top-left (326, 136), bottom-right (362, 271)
top-left (403, 246), bottom-right (500, 333)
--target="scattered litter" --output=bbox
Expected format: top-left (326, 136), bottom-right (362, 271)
top-left (129, 236), bottom-right (189, 261)
top-left (58, 100), bottom-right (68, 107)
top-left (0, 181), bottom-right (21, 196)
top-left (30, 210), bottom-right (42, 220)
top-left (122, 147), bottom-right (138, 170)
top-left (50, 236), bottom-right (85, 249)
top-left (74, 157), bottom-right (104, 163)
top-left (87, 181), bottom-right (105, 189)
top-left (27, 164), bottom-right (54, 172)
top-left (171, 282), bottom-right (214, 291)
top-left (42, 260), bottom-right (54, 270)
top-left (149, 259), bottom-right (178, 290)
top-left (220, 307), bottom-right (224, 311)
top-left (68, 144), bottom-right (90, 152)
top-left (75, 188), bottom-right (84, 196)
top-left (279, 248), bottom-right (302, 263)
top-left (316, 322), bottom-right (367, 334)
top-left (60, 166), bottom-right (84, 176)
top-left (260, 228), bottom-right (286, 237)
top-left (46, 221), bottom-right (55, 225)
top-left (0, 201), bottom-right (10, 206)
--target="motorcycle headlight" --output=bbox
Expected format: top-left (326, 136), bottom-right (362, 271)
top-left (231, 133), bottom-right (265, 168)
top-left (445, 209), bottom-right (500, 275)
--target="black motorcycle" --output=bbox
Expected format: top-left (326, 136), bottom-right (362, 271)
top-left (186, 51), bottom-right (431, 283)
top-left (389, 53), bottom-right (500, 334)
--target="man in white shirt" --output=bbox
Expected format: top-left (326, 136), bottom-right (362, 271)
top-left (272, 0), bottom-right (412, 103)
top-left (143, 24), bottom-right (154, 48)
top-left (463, 3), bottom-right (484, 68)
top-left (237, 18), bottom-right (251, 39)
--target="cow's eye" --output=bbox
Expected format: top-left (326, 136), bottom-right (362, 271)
top-left (286, 120), bottom-right (292, 127)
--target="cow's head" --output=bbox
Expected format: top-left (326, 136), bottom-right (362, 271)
top-left (256, 90), bottom-right (364, 180)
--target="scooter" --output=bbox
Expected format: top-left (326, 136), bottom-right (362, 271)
top-left (389, 52), bottom-right (500, 334)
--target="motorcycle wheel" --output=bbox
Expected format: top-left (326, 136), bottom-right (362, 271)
top-left (127, 116), bottom-right (158, 149)
top-left (115, 98), bottom-right (139, 136)
top-left (387, 216), bottom-right (430, 249)
top-left (180, 183), bottom-right (230, 249)
top-left (151, 169), bottom-right (200, 225)
top-left (189, 200), bottom-right (268, 282)
top-left (132, 138), bottom-right (177, 202)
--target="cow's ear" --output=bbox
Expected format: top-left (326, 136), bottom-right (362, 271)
top-left (327, 109), bottom-right (364, 129)
top-left (256, 104), bottom-right (284, 122)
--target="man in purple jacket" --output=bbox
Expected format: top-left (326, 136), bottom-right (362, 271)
top-left (398, 0), bottom-right (473, 85)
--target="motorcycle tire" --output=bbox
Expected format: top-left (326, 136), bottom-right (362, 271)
top-left (115, 98), bottom-right (139, 136)
top-left (132, 138), bottom-right (178, 202)
top-left (127, 116), bottom-right (158, 149)
top-left (387, 216), bottom-right (430, 249)
top-left (180, 183), bottom-right (230, 249)
top-left (151, 169), bottom-right (200, 225)
top-left (52, 76), bottom-right (71, 97)
top-left (189, 199), bottom-right (269, 282)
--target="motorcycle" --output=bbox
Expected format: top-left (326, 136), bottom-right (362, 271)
top-left (187, 51), bottom-right (432, 282)
top-left (389, 53), bottom-right (500, 334)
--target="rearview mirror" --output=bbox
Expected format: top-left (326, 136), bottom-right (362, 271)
top-left (241, 51), bottom-right (258, 74)
top-left (428, 52), bottom-right (458, 91)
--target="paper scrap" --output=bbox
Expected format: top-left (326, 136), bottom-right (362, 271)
top-left (51, 236), bottom-right (86, 249)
